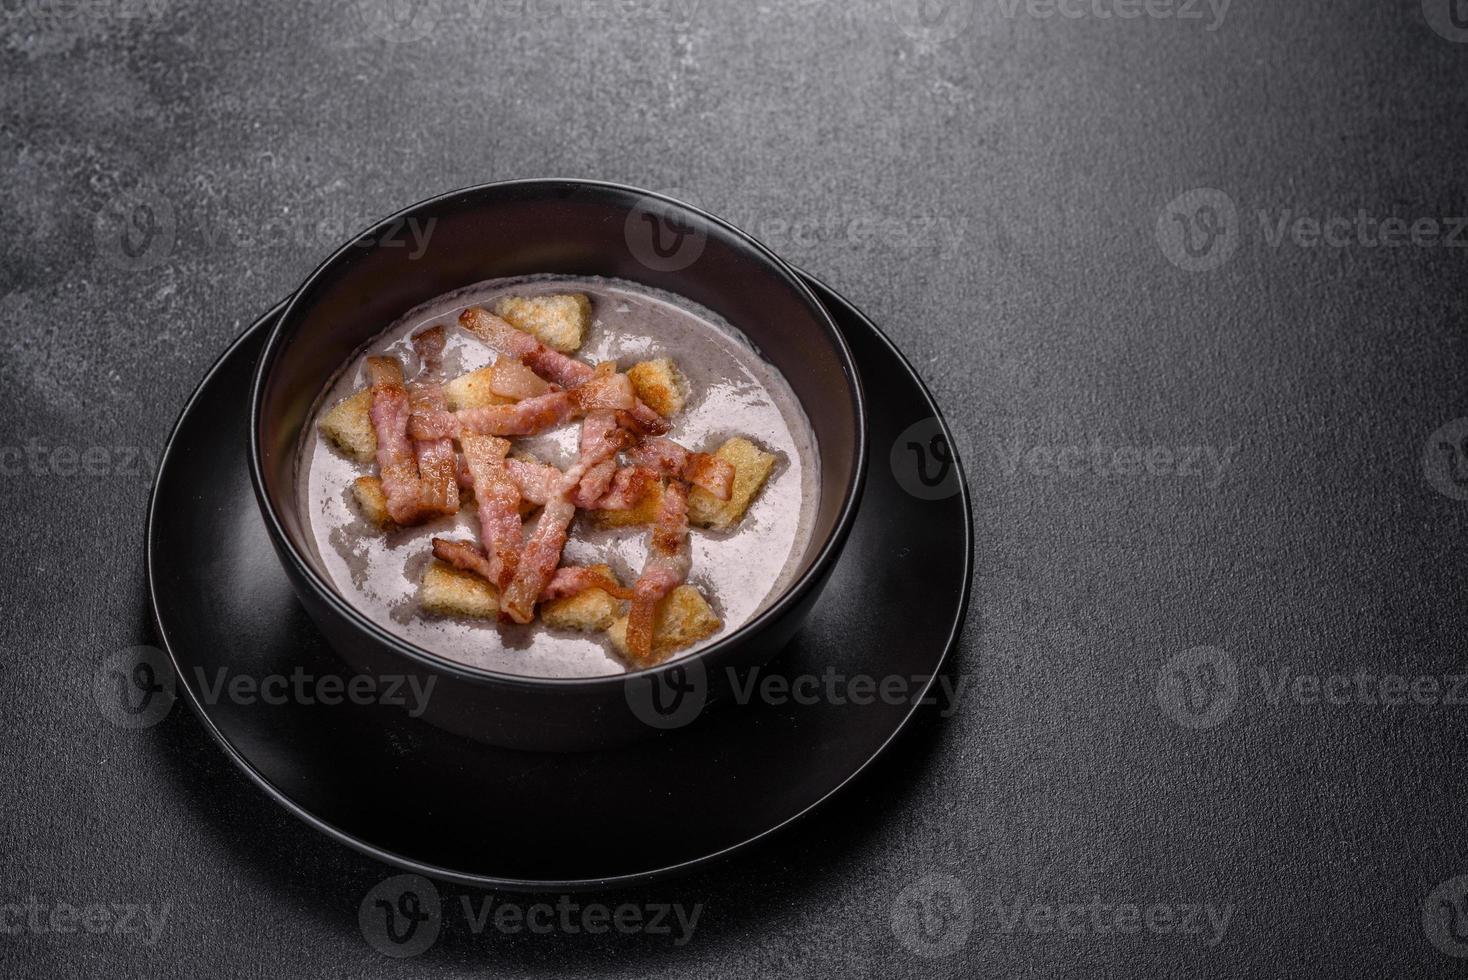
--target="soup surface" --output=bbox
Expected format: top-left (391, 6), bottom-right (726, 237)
top-left (296, 275), bottom-right (821, 678)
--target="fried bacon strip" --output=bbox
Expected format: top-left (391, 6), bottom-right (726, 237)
top-left (434, 542), bottom-right (635, 603)
top-left (367, 356), bottom-right (427, 526)
top-left (408, 373), bottom-right (633, 442)
top-left (569, 369), bottom-right (635, 413)
top-left (409, 327), bottom-right (459, 518)
top-left (542, 566), bottom-right (636, 601)
top-left (629, 437), bottom-right (734, 501)
top-left (499, 411), bottom-right (628, 624)
top-left (408, 409), bottom-right (459, 441)
top-left (460, 307), bottom-right (591, 388)
top-left (571, 459), bottom-right (618, 508)
top-left (459, 433), bottom-right (523, 590)
top-left (414, 323), bottom-right (446, 375)
top-left (592, 466), bottom-right (658, 511)
top-left (498, 497), bottom-right (583, 623)
top-left (489, 357), bottom-right (554, 400)
top-left (625, 480), bottom-right (692, 663)
top-left (504, 457), bottom-right (561, 506)
top-left (459, 307), bottom-right (668, 434)
top-left (682, 452), bottom-right (735, 501)
top-left (502, 456), bottom-right (654, 512)
top-left (431, 537), bottom-right (499, 584)
top-left (451, 390), bottom-right (576, 437)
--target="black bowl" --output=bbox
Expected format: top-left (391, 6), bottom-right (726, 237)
top-left (249, 179), bottom-right (867, 752)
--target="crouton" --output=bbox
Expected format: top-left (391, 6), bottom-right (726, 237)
top-left (589, 481), bottom-right (665, 528)
top-left (443, 366), bottom-right (515, 411)
top-left (687, 437), bottom-right (776, 530)
top-left (607, 585), bottom-right (722, 663)
top-left (492, 294), bottom-right (591, 353)
top-left (318, 389), bottom-right (376, 462)
top-left (352, 476), bottom-right (395, 528)
top-left (541, 564), bottom-right (625, 632)
top-left (421, 559), bottom-right (499, 619)
top-left (626, 357), bottom-right (688, 418)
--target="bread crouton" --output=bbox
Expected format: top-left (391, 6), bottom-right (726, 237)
top-left (589, 481), bottom-right (665, 528)
top-left (491, 294), bottom-right (591, 353)
top-left (607, 585), bottom-right (722, 663)
top-left (421, 559), bottom-right (499, 619)
top-left (318, 389), bottom-right (376, 462)
top-left (626, 357), bottom-right (688, 418)
top-left (688, 437), bottom-right (776, 530)
top-left (352, 476), bottom-right (395, 528)
top-left (541, 564), bottom-right (624, 632)
top-left (443, 366), bottom-right (515, 411)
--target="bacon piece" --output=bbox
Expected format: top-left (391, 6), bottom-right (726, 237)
top-left (412, 324), bottom-right (447, 376)
top-left (413, 378), bottom-right (625, 440)
top-left (499, 500), bottom-right (574, 625)
top-left (413, 422), bottom-right (459, 515)
top-left (489, 357), bottom-right (555, 400)
top-left (629, 437), bottom-right (734, 501)
top-left (367, 356), bottom-right (426, 526)
top-left (622, 402), bottom-right (671, 436)
top-left (499, 412), bottom-right (629, 624)
top-left (459, 433), bottom-right (522, 590)
top-left (505, 456), bottom-right (561, 507)
top-left (410, 327), bottom-right (459, 518)
top-left (457, 308), bottom-right (536, 356)
top-left (628, 436), bottom-right (688, 474)
top-left (615, 407), bottom-right (670, 438)
top-left (571, 459), bottom-right (618, 509)
top-left (625, 480), bottom-right (692, 663)
top-left (568, 411), bottom-right (634, 494)
top-left (408, 409), bottom-right (458, 441)
top-left (592, 466), bottom-right (658, 511)
top-left (434, 547), bottom-right (635, 603)
top-left (569, 371), bottom-right (634, 413)
top-left (541, 566), bottom-right (635, 602)
top-left (682, 452), bottom-right (734, 502)
top-left (450, 390), bottom-right (575, 437)
top-left (500, 455), bottom-right (650, 512)
top-left (459, 307), bottom-right (668, 434)
top-left (432, 537), bottom-right (498, 584)
top-left (460, 307), bottom-right (587, 386)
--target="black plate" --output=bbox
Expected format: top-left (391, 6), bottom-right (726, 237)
top-left (147, 274), bottom-right (973, 890)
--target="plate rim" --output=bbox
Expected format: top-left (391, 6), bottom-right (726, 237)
top-left (145, 272), bottom-right (974, 891)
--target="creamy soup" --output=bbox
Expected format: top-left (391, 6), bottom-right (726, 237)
top-left (295, 275), bottom-right (820, 678)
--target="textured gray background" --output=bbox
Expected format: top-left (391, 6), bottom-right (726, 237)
top-left (4, 0), bottom-right (1468, 976)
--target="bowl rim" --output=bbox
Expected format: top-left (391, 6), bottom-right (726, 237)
top-left (248, 177), bottom-right (868, 691)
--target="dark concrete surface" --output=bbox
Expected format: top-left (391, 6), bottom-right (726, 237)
top-left (4, 0), bottom-right (1468, 976)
